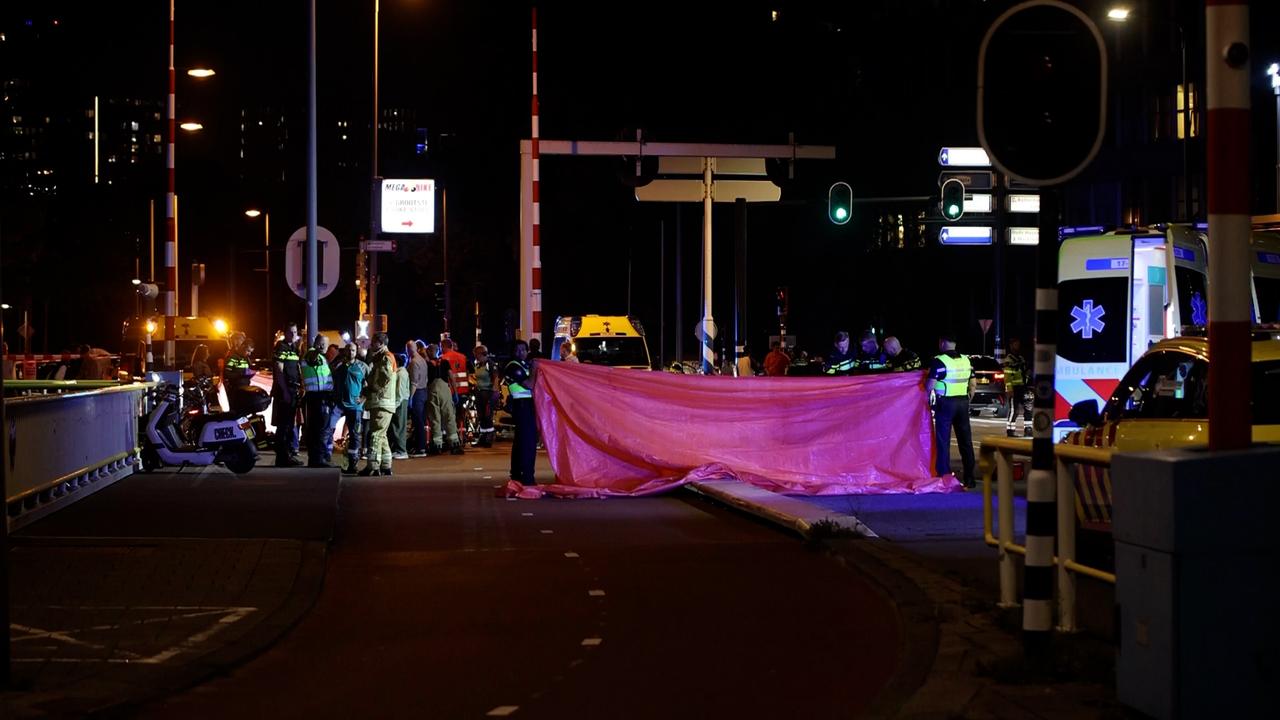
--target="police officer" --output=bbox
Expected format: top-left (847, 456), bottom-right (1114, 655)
top-left (883, 336), bottom-right (922, 372)
top-left (272, 323), bottom-right (304, 467)
top-left (301, 333), bottom-right (335, 467)
top-left (823, 331), bottom-right (857, 375)
top-left (854, 330), bottom-right (889, 373)
top-left (505, 339), bottom-right (538, 485)
top-left (927, 333), bottom-right (976, 488)
top-left (1003, 337), bottom-right (1031, 438)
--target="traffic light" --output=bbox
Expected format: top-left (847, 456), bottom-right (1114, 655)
top-left (432, 282), bottom-right (447, 315)
top-left (774, 286), bottom-right (789, 318)
top-left (828, 182), bottom-right (852, 225)
top-left (940, 178), bottom-right (965, 221)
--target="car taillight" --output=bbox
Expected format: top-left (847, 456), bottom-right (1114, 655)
top-left (994, 372), bottom-right (1005, 380)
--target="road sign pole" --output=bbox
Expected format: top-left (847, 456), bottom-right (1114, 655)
top-left (994, 170), bottom-right (1006, 361)
top-left (734, 198), bottom-right (747, 375)
top-left (700, 158), bottom-right (716, 375)
top-left (306, 0), bottom-right (319, 339)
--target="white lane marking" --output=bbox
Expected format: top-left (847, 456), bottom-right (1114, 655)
top-left (581, 638), bottom-right (602, 646)
top-left (564, 552), bottom-right (580, 558)
top-left (484, 475), bottom-right (493, 479)
top-left (521, 512), bottom-right (534, 517)
top-left (486, 706), bottom-right (520, 717)
top-left (540, 529), bottom-right (554, 534)
top-left (473, 467), bottom-right (484, 471)
top-left (587, 590), bottom-right (605, 597)
top-left (506, 498), bottom-right (518, 502)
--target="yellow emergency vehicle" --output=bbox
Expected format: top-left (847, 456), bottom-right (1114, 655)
top-left (551, 315), bottom-right (652, 370)
top-left (121, 315), bottom-right (231, 375)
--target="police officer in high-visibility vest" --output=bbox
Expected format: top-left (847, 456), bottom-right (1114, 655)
top-left (301, 334), bottom-right (336, 468)
top-left (504, 339), bottom-right (538, 486)
top-left (927, 333), bottom-right (976, 488)
top-left (272, 323), bottom-right (304, 467)
top-left (823, 331), bottom-right (857, 375)
top-left (1003, 337), bottom-right (1031, 438)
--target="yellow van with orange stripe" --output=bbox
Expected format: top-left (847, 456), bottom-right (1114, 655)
top-left (1063, 333), bottom-right (1280, 530)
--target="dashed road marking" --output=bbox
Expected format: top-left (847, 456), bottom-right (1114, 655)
top-left (588, 589), bottom-right (605, 597)
top-left (521, 512), bottom-right (534, 517)
top-left (473, 467), bottom-right (484, 471)
top-left (564, 552), bottom-right (579, 558)
top-left (486, 706), bottom-right (519, 717)
top-left (540, 529), bottom-right (554, 534)
top-left (484, 475), bottom-right (493, 479)
top-left (581, 637), bottom-right (602, 647)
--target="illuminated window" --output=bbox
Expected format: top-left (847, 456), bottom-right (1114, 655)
top-left (131, 121), bottom-right (138, 131)
top-left (1176, 84), bottom-right (1199, 139)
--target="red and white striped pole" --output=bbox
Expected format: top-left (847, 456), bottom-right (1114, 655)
top-left (164, 0), bottom-right (178, 370)
top-left (1206, 0), bottom-right (1252, 450)
top-left (530, 6), bottom-right (542, 346)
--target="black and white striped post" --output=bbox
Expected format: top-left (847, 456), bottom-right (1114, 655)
top-left (1025, 189), bottom-right (1060, 654)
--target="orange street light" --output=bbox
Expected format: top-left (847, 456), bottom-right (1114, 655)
top-left (179, 122), bottom-right (203, 132)
top-left (187, 68), bottom-right (216, 78)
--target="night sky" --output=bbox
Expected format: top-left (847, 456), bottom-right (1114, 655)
top-left (4, 1), bottom-right (1280, 362)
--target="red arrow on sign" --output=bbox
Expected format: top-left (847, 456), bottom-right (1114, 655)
top-left (401, 220), bottom-right (413, 227)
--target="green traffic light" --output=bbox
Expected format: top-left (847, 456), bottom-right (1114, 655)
top-left (834, 207), bottom-right (848, 221)
top-left (947, 204), bottom-right (960, 217)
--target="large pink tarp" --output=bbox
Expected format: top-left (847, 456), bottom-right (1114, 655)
top-left (514, 361), bottom-right (960, 498)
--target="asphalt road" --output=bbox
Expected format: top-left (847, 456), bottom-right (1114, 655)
top-left (135, 447), bottom-right (911, 719)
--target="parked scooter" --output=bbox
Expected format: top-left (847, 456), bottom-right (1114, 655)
top-left (139, 378), bottom-right (266, 473)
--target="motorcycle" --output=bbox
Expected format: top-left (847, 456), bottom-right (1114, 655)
top-left (139, 377), bottom-right (266, 474)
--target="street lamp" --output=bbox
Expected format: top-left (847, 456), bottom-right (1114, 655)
top-left (186, 67), bottom-right (215, 78)
top-left (179, 122), bottom-right (203, 132)
top-left (1106, 7), bottom-right (1130, 22)
top-left (246, 209), bottom-right (271, 343)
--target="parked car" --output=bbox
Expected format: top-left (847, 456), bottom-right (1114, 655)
top-left (967, 355), bottom-right (1007, 417)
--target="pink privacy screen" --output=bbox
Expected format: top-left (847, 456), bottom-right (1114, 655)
top-left (514, 361), bottom-right (960, 498)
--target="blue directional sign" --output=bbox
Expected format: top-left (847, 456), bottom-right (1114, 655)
top-left (938, 147), bottom-right (992, 167)
top-left (1260, 251), bottom-right (1280, 265)
top-left (1070, 299), bottom-right (1106, 339)
top-left (938, 226), bottom-right (993, 246)
top-left (1084, 257), bottom-right (1129, 271)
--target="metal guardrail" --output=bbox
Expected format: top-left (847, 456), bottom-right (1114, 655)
top-left (3, 379), bottom-right (127, 394)
top-left (4, 382), bottom-right (156, 530)
top-left (980, 436), bottom-right (1116, 633)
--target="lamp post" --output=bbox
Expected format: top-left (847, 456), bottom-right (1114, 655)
top-left (1268, 63), bottom-right (1280, 212)
top-left (246, 209), bottom-right (270, 342)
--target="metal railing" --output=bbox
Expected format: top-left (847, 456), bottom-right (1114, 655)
top-left (4, 382), bottom-right (156, 530)
top-left (980, 436), bottom-right (1116, 633)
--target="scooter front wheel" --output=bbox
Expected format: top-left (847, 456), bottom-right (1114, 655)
top-left (140, 447), bottom-right (163, 473)
top-left (221, 443), bottom-right (257, 474)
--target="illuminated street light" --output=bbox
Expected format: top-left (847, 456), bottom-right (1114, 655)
top-left (244, 209), bottom-right (262, 218)
top-left (186, 67), bottom-right (216, 78)
top-left (179, 122), bottom-right (203, 132)
top-left (1106, 7), bottom-right (1130, 22)
top-left (131, 278), bottom-right (142, 286)
top-left (0, 303), bottom-right (10, 310)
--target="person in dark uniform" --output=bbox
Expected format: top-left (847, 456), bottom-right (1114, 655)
top-left (1003, 337), bottom-right (1032, 437)
top-left (822, 330), bottom-right (856, 375)
top-left (854, 331), bottom-right (889, 373)
top-left (883, 336), bottom-right (922, 372)
top-left (927, 333), bottom-right (976, 487)
top-left (272, 323), bottom-right (304, 467)
top-left (504, 339), bottom-right (538, 485)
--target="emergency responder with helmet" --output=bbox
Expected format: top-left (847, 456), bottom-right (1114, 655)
top-left (927, 333), bottom-right (976, 488)
top-left (301, 334), bottom-right (335, 467)
top-left (505, 339), bottom-right (538, 485)
top-left (823, 331), bottom-right (857, 375)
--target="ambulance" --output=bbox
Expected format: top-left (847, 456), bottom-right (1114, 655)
top-left (1053, 224), bottom-right (1208, 439)
top-left (1250, 218), bottom-right (1280, 324)
top-left (550, 315), bottom-right (653, 370)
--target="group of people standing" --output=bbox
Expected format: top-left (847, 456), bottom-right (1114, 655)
top-left (215, 324), bottom-right (541, 486)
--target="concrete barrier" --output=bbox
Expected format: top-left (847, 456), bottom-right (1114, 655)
top-left (4, 383), bottom-right (154, 530)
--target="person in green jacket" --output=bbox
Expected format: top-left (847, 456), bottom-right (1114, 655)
top-left (387, 352), bottom-right (412, 460)
top-left (360, 332), bottom-right (398, 476)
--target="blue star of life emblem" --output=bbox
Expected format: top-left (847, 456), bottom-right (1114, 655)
top-left (1070, 299), bottom-right (1106, 339)
top-left (1190, 292), bottom-right (1207, 326)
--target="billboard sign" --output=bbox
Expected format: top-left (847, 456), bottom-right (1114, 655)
top-left (380, 179), bottom-right (436, 234)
